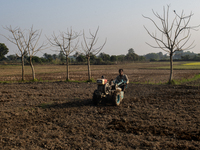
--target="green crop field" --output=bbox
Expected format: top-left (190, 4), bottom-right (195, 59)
top-left (151, 61), bottom-right (200, 70)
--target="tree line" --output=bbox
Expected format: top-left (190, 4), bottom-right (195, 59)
top-left (0, 48), bottom-right (146, 67)
top-left (0, 26), bottom-right (107, 81)
top-left (143, 51), bottom-right (200, 61)
top-left (1, 45), bottom-right (200, 65)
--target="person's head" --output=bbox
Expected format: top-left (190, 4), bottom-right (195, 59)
top-left (119, 69), bottom-right (123, 76)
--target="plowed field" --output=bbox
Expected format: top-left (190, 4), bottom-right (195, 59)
top-left (0, 81), bottom-right (200, 149)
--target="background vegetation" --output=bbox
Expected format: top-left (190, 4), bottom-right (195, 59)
top-left (1, 44), bottom-right (200, 65)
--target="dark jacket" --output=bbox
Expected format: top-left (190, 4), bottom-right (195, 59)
top-left (115, 74), bottom-right (129, 84)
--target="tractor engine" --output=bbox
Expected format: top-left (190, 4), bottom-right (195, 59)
top-left (96, 79), bottom-right (111, 95)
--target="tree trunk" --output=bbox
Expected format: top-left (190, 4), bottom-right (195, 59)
top-left (169, 52), bottom-right (173, 84)
top-left (21, 55), bottom-right (25, 81)
top-left (87, 56), bottom-right (91, 81)
top-left (66, 55), bottom-right (69, 81)
top-left (30, 57), bottom-right (35, 80)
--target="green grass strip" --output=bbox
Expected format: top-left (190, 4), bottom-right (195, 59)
top-left (170, 74), bottom-right (200, 85)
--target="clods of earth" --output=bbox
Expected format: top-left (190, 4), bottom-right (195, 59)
top-left (0, 81), bottom-right (200, 149)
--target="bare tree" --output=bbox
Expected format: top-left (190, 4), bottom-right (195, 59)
top-left (47, 28), bottom-right (80, 81)
top-left (2, 26), bottom-right (45, 81)
top-left (82, 27), bottom-right (107, 81)
top-left (143, 5), bottom-right (199, 83)
top-left (27, 27), bottom-right (45, 80)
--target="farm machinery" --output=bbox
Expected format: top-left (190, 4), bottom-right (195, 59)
top-left (93, 77), bottom-right (127, 106)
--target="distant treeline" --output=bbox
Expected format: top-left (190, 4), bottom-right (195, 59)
top-left (145, 51), bottom-right (200, 61)
top-left (1, 47), bottom-right (200, 65)
top-left (1, 48), bottom-right (146, 65)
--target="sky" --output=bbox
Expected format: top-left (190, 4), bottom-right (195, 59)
top-left (1, 0), bottom-right (200, 57)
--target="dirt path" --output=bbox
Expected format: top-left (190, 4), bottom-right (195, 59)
top-left (0, 82), bottom-right (200, 149)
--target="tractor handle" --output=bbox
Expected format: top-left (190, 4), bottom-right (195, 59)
top-left (117, 80), bottom-right (126, 86)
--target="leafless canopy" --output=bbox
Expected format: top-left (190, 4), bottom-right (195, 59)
top-left (47, 28), bottom-right (80, 56)
top-left (143, 5), bottom-right (199, 53)
top-left (2, 25), bottom-right (45, 57)
top-left (27, 27), bottom-right (45, 57)
top-left (81, 27), bottom-right (107, 57)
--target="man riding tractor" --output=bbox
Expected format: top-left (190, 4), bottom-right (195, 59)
top-left (93, 69), bottom-right (129, 106)
top-left (115, 69), bottom-right (129, 92)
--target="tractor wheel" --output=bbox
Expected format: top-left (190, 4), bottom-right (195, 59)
top-left (93, 90), bottom-right (100, 105)
top-left (112, 92), bottom-right (121, 106)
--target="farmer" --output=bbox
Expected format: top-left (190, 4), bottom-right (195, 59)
top-left (115, 69), bottom-right (129, 91)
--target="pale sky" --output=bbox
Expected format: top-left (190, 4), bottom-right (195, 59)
top-left (1, 0), bottom-right (200, 56)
